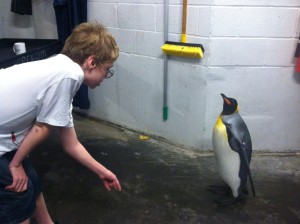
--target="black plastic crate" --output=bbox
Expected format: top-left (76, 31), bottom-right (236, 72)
top-left (0, 38), bottom-right (62, 68)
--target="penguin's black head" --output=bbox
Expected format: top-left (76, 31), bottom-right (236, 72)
top-left (221, 93), bottom-right (238, 115)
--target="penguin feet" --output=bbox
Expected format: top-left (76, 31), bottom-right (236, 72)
top-left (214, 195), bottom-right (244, 207)
top-left (242, 187), bottom-right (249, 195)
top-left (206, 184), bottom-right (231, 196)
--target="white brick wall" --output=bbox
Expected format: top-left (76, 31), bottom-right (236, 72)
top-left (1, 0), bottom-right (300, 151)
top-left (32, 0), bottom-right (58, 39)
top-left (0, 0), bottom-right (57, 38)
top-left (88, 3), bottom-right (118, 27)
top-left (212, 7), bottom-right (298, 37)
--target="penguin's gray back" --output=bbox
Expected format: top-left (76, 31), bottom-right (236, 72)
top-left (222, 112), bottom-right (252, 165)
top-left (222, 112), bottom-right (252, 192)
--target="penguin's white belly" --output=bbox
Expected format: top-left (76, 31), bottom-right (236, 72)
top-left (212, 121), bottom-right (241, 197)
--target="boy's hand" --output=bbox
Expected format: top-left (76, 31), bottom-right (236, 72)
top-left (5, 164), bottom-right (28, 192)
top-left (100, 169), bottom-right (121, 192)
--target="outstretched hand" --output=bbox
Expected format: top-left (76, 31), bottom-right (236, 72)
top-left (100, 169), bottom-right (121, 192)
top-left (5, 164), bottom-right (28, 192)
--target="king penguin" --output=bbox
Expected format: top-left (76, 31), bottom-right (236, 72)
top-left (209, 93), bottom-right (255, 206)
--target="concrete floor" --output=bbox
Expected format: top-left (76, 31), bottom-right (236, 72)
top-left (30, 113), bottom-right (300, 224)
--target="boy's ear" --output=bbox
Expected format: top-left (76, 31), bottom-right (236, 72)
top-left (84, 56), bottom-right (96, 69)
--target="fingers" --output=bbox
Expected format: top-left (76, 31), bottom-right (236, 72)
top-left (108, 180), bottom-right (121, 191)
top-left (114, 179), bottom-right (121, 191)
top-left (103, 179), bottom-right (122, 192)
top-left (5, 164), bottom-right (28, 192)
top-left (22, 178), bottom-right (28, 192)
top-left (5, 177), bottom-right (28, 192)
top-left (104, 182), bottom-right (112, 191)
top-left (100, 169), bottom-right (121, 192)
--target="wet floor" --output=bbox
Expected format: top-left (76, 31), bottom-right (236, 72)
top-left (30, 113), bottom-right (300, 224)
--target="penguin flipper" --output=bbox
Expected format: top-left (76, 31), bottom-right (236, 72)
top-left (240, 144), bottom-right (256, 197)
top-left (226, 127), bottom-right (256, 198)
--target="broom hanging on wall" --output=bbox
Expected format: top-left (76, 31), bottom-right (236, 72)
top-left (161, 0), bottom-right (204, 58)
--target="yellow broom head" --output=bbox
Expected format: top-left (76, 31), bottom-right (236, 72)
top-left (162, 41), bottom-right (204, 58)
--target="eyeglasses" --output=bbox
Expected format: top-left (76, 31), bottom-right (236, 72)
top-left (105, 66), bottom-right (114, 79)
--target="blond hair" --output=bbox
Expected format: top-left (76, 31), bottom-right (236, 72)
top-left (61, 21), bottom-right (119, 65)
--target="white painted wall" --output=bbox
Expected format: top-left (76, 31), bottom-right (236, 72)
top-left (0, 0), bottom-right (57, 39)
top-left (1, 0), bottom-right (300, 152)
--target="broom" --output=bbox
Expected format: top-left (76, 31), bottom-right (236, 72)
top-left (161, 0), bottom-right (204, 58)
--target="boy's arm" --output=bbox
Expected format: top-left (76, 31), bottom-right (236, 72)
top-left (58, 126), bottom-right (121, 191)
top-left (6, 123), bottom-right (53, 192)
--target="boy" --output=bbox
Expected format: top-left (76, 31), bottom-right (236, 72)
top-left (0, 22), bottom-right (122, 224)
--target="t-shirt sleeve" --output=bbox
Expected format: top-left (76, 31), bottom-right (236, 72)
top-left (36, 78), bottom-right (81, 127)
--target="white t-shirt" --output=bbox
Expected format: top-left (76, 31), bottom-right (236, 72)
top-left (0, 54), bottom-right (84, 156)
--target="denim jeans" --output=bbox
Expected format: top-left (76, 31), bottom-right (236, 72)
top-left (0, 150), bottom-right (41, 223)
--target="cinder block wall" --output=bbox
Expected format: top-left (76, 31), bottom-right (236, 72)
top-left (0, 0), bottom-right (57, 38)
top-left (1, 0), bottom-right (300, 152)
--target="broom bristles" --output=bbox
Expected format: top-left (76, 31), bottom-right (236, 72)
top-left (162, 41), bottom-right (204, 58)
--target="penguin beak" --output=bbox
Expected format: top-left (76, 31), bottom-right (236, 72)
top-left (221, 93), bottom-right (231, 105)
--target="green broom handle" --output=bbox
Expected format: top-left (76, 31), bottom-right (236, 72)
top-left (163, 0), bottom-right (169, 121)
top-left (181, 0), bottom-right (187, 43)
